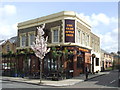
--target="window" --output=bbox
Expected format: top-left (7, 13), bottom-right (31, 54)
top-left (76, 29), bottom-right (81, 43)
top-left (51, 26), bottom-right (60, 43)
top-left (77, 57), bottom-right (84, 68)
top-left (96, 58), bottom-right (99, 66)
top-left (20, 34), bottom-right (26, 47)
top-left (87, 35), bottom-right (89, 46)
top-left (53, 30), bottom-right (58, 42)
top-left (6, 45), bottom-right (10, 52)
top-left (78, 30), bottom-right (80, 43)
top-left (92, 39), bottom-right (94, 50)
top-left (29, 33), bottom-right (35, 46)
top-left (82, 33), bottom-right (85, 45)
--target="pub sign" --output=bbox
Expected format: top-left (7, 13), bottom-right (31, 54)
top-left (65, 19), bottom-right (75, 43)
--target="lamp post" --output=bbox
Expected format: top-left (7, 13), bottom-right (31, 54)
top-left (92, 54), bottom-right (96, 74)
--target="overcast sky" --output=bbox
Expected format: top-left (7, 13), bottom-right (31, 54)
top-left (0, 2), bottom-right (118, 53)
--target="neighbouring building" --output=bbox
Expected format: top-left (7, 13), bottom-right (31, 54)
top-left (0, 40), bottom-right (5, 75)
top-left (17, 11), bottom-right (100, 79)
top-left (111, 52), bottom-right (119, 69)
top-left (2, 36), bottom-right (17, 76)
top-left (90, 33), bottom-right (101, 73)
top-left (100, 49), bottom-right (113, 71)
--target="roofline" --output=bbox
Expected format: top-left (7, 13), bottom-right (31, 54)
top-left (18, 11), bottom-right (91, 29)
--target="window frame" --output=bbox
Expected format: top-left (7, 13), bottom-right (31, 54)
top-left (77, 29), bottom-right (81, 43)
top-left (51, 26), bottom-right (60, 43)
top-left (28, 31), bottom-right (35, 46)
top-left (96, 58), bottom-right (99, 66)
top-left (20, 33), bottom-right (26, 47)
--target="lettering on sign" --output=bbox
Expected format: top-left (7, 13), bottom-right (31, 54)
top-left (65, 19), bottom-right (75, 42)
top-left (79, 48), bottom-right (89, 52)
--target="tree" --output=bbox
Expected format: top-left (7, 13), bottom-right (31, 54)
top-left (51, 47), bottom-right (63, 80)
top-left (31, 24), bottom-right (50, 84)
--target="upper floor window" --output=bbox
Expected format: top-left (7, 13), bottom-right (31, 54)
top-left (82, 33), bottom-right (85, 45)
top-left (96, 58), bottom-right (99, 66)
top-left (28, 32), bottom-right (35, 46)
top-left (77, 30), bottom-right (81, 43)
top-left (92, 39), bottom-right (94, 50)
top-left (87, 35), bottom-right (89, 46)
top-left (20, 34), bottom-right (26, 47)
top-left (6, 45), bottom-right (10, 52)
top-left (51, 26), bottom-right (60, 43)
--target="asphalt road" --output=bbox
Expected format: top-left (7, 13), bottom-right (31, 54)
top-left (1, 70), bottom-right (120, 89)
top-left (63, 70), bottom-right (119, 88)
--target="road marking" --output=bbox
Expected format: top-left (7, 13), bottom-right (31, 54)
top-left (110, 80), bottom-right (116, 84)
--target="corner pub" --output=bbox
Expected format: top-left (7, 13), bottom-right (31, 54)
top-left (16, 11), bottom-right (100, 79)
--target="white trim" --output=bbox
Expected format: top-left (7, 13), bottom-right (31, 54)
top-left (51, 26), bottom-right (60, 43)
top-left (75, 20), bottom-right (77, 43)
top-left (76, 17), bottom-right (91, 30)
top-left (18, 11), bottom-right (91, 30)
top-left (76, 27), bottom-right (81, 44)
top-left (62, 19), bottom-right (65, 43)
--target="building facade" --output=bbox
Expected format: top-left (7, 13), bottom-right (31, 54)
top-left (90, 33), bottom-right (101, 73)
top-left (101, 49), bottom-right (113, 71)
top-left (2, 36), bottom-right (17, 76)
top-left (17, 11), bottom-right (100, 78)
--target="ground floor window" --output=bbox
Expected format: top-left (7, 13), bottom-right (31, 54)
top-left (96, 58), bottom-right (99, 66)
top-left (77, 57), bottom-right (84, 68)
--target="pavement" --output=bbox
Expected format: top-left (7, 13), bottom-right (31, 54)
top-left (1, 71), bottom-right (110, 87)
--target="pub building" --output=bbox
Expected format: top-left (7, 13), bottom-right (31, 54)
top-left (17, 11), bottom-right (100, 79)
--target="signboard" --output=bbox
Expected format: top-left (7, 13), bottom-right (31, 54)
top-left (78, 48), bottom-right (90, 53)
top-left (65, 19), bottom-right (75, 43)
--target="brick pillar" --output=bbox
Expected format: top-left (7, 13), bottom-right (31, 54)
top-left (73, 49), bottom-right (77, 77)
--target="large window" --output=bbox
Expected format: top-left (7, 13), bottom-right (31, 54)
top-left (53, 30), bottom-right (58, 42)
top-left (92, 39), bottom-right (94, 50)
top-left (51, 26), bottom-right (60, 43)
top-left (77, 30), bottom-right (81, 43)
top-left (77, 57), bottom-right (84, 68)
top-left (96, 58), bottom-right (99, 66)
top-left (82, 33), bottom-right (85, 45)
top-left (20, 34), bottom-right (26, 47)
top-left (87, 35), bottom-right (89, 46)
top-left (29, 33), bottom-right (35, 46)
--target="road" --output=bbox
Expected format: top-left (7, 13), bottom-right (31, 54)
top-left (1, 70), bottom-right (120, 89)
top-left (63, 70), bottom-right (119, 88)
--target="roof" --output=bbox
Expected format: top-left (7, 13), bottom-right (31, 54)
top-left (101, 49), bottom-right (110, 54)
top-left (1, 36), bottom-right (17, 46)
top-left (18, 11), bottom-right (91, 30)
top-left (0, 40), bottom-right (6, 45)
top-left (8, 36), bottom-right (17, 44)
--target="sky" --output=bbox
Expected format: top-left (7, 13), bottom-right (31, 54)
top-left (0, 2), bottom-right (118, 53)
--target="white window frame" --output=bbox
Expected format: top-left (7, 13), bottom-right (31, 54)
top-left (77, 28), bottom-right (81, 43)
top-left (51, 26), bottom-right (60, 43)
top-left (82, 32), bottom-right (85, 45)
top-left (87, 35), bottom-right (89, 46)
top-left (28, 31), bottom-right (35, 46)
top-left (20, 33), bottom-right (26, 47)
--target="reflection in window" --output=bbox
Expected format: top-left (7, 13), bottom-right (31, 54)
top-left (21, 35), bottom-right (26, 47)
top-left (29, 33), bottom-right (35, 45)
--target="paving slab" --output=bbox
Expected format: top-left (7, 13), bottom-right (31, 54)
top-left (1, 71), bottom-right (109, 87)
